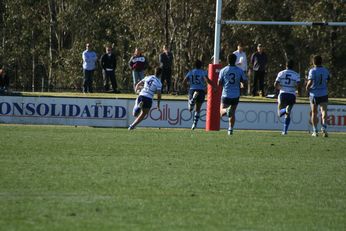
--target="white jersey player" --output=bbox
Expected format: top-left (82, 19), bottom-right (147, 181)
top-left (274, 60), bottom-right (300, 135)
top-left (128, 67), bottom-right (162, 130)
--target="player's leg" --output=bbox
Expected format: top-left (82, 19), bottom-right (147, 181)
top-left (220, 103), bottom-right (228, 117)
top-left (320, 101), bottom-right (328, 137)
top-left (132, 97), bottom-right (143, 117)
top-left (228, 104), bottom-right (238, 135)
top-left (187, 89), bottom-right (195, 111)
top-left (220, 104), bottom-right (226, 117)
top-left (191, 91), bottom-right (205, 130)
top-left (310, 96), bottom-right (319, 136)
top-left (282, 104), bottom-right (294, 135)
top-left (129, 96), bottom-right (152, 130)
top-left (129, 108), bottom-right (150, 130)
top-left (277, 93), bottom-right (286, 117)
top-left (191, 102), bottom-right (201, 130)
top-left (281, 94), bottom-right (295, 135)
top-left (220, 97), bottom-right (231, 117)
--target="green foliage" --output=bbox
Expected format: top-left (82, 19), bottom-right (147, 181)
top-left (1, 0), bottom-right (345, 95)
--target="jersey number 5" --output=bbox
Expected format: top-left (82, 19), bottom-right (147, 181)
top-left (285, 74), bottom-right (291, 85)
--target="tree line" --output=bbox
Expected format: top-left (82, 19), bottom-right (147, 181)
top-left (0, 0), bottom-right (345, 96)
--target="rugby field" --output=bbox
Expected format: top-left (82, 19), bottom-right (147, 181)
top-left (0, 125), bottom-right (345, 231)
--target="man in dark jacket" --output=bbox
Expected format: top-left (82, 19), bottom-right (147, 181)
top-left (249, 44), bottom-right (268, 97)
top-left (100, 46), bottom-right (119, 93)
top-left (159, 45), bottom-right (173, 93)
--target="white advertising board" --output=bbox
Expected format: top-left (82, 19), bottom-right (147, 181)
top-left (1, 96), bottom-right (346, 132)
top-left (132, 100), bottom-right (346, 132)
top-left (0, 96), bottom-right (128, 127)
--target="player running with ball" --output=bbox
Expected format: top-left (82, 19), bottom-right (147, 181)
top-left (128, 67), bottom-right (162, 130)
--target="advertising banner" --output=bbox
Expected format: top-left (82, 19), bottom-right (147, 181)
top-left (0, 96), bottom-right (128, 127)
top-left (1, 96), bottom-right (345, 132)
top-left (134, 100), bottom-right (346, 132)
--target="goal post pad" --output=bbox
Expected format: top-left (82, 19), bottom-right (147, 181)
top-left (206, 64), bottom-right (222, 131)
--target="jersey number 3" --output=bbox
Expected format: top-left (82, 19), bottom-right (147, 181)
top-left (228, 73), bottom-right (236, 84)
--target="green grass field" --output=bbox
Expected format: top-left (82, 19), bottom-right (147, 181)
top-left (0, 125), bottom-right (345, 231)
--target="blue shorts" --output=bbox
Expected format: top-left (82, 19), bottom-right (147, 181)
top-left (137, 95), bottom-right (153, 109)
top-left (189, 89), bottom-right (206, 104)
top-left (310, 95), bottom-right (328, 105)
top-left (278, 93), bottom-right (296, 107)
top-left (221, 97), bottom-right (239, 108)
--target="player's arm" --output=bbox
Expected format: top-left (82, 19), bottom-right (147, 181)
top-left (217, 71), bottom-right (223, 87)
top-left (217, 78), bottom-right (223, 87)
top-left (305, 79), bottom-right (313, 92)
top-left (182, 76), bottom-right (189, 89)
top-left (305, 70), bottom-right (313, 92)
top-left (274, 81), bottom-right (281, 90)
top-left (204, 76), bottom-right (217, 92)
top-left (134, 80), bottom-right (144, 92)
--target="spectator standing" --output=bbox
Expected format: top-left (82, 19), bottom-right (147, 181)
top-left (82, 43), bottom-right (97, 93)
top-left (128, 48), bottom-right (148, 92)
top-left (306, 55), bottom-right (330, 137)
top-left (249, 44), bottom-right (268, 97)
top-left (0, 66), bottom-right (10, 94)
top-left (100, 46), bottom-right (119, 93)
top-left (159, 45), bottom-right (173, 93)
top-left (233, 42), bottom-right (248, 95)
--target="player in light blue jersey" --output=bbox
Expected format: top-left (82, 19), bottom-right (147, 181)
top-left (128, 67), bottom-right (162, 130)
top-left (218, 54), bottom-right (248, 135)
top-left (306, 55), bottom-right (330, 137)
top-left (183, 60), bottom-right (216, 130)
top-left (274, 59), bottom-right (300, 135)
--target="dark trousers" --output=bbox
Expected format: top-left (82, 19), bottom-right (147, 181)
top-left (102, 70), bottom-right (117, 91)
top-left (252, 70), bottom-right (265, 96)
top-left (161, 68), bottom-right (172, 93)
top-left (83, 69), bottom-right (94, 93)
top-left (0, 76), bottom-right (9, 90)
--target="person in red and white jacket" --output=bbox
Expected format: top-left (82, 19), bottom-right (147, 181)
top-left (128, 48), bottom-right (149, 92)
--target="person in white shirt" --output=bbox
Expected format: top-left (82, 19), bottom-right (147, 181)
top-left (82, 43), bottom-right (97, 93)
top-left (128, 67), bottom-right (162, 130)
top-left (233, 42), bottom-right (248, 95)
top-left (274, 59), bottom-right (300, 135)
